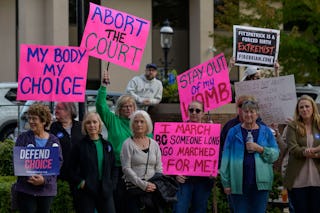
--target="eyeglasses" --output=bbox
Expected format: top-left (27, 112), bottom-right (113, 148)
top-left (188, 108), bottom-right (202, 114)
top-left (27, 116), bottom-right (40, 121)
top-left (121, 105), bottom-right (134, 109)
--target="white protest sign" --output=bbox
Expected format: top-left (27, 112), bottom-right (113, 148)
top-left (235, 75), bottom-right (297, 124)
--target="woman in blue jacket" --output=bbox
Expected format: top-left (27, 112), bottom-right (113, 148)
top-left (219, 100), bottom-right (279, 213)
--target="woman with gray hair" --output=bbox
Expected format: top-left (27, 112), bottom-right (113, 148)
top-left (50, 102), bottom-right (83, 182)
top-left (121, 110), bottom-right (163, 212)
top-left (219, 100), bottom-right (279, 213)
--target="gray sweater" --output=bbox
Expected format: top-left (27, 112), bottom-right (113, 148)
top-left (121, 137), bottom-right (162, 190)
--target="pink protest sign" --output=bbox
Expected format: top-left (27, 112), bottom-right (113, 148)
top-left (81, 3), bottom-right (150, 71)
top-left (154, 122), bottom-right (221, 177)
top-left (177, 53), bottom-right (232, 121)
top-left (17, 44), bottom-right (88, 102)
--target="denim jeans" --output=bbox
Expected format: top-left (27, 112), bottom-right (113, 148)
top-left (230, 185), bottom-right (269, 213)
top-left (289, 186), bottom-right (320, 213)
top-left (173, 178), bottom-right (214, 213)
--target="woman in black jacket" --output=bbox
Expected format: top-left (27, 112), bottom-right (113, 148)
top-left (69, 112), bottom-right (116, 213)
top-left (50, 102), bottom-right (83, 182)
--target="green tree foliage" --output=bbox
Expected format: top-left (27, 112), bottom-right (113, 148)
top-left (0, 139), bottom-right (15, 176)
top-left (212, 0), bottom-right (320, 84)
top-left (280, 0), bottom-right (320, 84)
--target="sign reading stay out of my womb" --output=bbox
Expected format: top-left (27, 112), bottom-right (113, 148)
top-left (233, 25), bottom-right (280, 69)
top-left (154, 122), bottom-right (221, 177)
top-left (235, 75), bottom-right (297, 125)
top-left (17, 44), bottom-right (88, 102)
top-left (177, 53), bottom-right (232, 121)
top-left (81, 3), bottom-right (151, 71)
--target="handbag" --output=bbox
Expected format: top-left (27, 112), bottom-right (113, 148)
top-left (125, 140), bottom-right (150, 196)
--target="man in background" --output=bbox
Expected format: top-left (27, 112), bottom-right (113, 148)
top-left (126, 63), bottom-right (163, 110)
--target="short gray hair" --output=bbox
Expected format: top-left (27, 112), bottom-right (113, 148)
top-left (58, 102), bottom-right (77, 119)
top-left (241, 100), bottom-right (259, 113)
top-left (129, 110), bottom-right (153, 135)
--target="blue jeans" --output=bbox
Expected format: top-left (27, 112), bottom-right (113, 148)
top-left (289, 186), bottom-right (320, 213)
top-left (230, 185), bottom-right (269, 213)
top-left (173, 178), bottom-right (214, 213)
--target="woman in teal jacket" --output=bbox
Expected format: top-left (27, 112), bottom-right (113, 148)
top-left (219, 100), bottom-right (279, 213)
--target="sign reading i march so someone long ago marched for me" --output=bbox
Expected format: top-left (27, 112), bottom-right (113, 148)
top-left (233, 25), bottom-right (280, 69)
top-left (17, 44), bottom-right (89, 102)
top-left (154, 122), bottom-right (221, 177)
top-left (81, 3), bottom-right (151, 71)
top-left (177, 53), bottom-right (232, 121)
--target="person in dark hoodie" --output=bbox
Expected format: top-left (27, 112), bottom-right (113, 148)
top-left (50, 102), bottom-right (83, 181)
top-left (69, 112), bottom-right (116, 213)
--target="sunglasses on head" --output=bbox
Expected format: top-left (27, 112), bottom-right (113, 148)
top-left (188, 108), bottom-right (202, 114)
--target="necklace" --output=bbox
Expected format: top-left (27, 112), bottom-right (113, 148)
top-left (133, 136), bottom-right (149, 149)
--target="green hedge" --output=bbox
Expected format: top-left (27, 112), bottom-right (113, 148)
top-left (0, 139), bottom-right (74, 212)
top-left (0, 176), bottom-right (74, 213)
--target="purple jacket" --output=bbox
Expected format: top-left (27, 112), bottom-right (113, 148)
top-left (15, 130), bottom-right (63, 196)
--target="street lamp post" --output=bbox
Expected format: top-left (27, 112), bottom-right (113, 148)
top-left (160, 19), bottom-right (174, 79)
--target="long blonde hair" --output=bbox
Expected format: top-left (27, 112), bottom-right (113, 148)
top-left (293, 95), bottom-right (320, 136)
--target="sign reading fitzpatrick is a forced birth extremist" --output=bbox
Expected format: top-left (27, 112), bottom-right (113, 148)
top-left (17, 44), bottom-right (88, 102)
top-left (13, 147), bottom-right (60, 176)
top-left (81, 3), bottom-right (150, 71)
top-left (154, 122), bottom-right (221, 177)
top-left (233, 25), bottom-right (280, 69)
top-left (177, 53), bottom-right (232, 121)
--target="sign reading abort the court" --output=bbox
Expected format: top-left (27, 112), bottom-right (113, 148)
top-left (154, 122), bottom-right (221, 177)
top-left (81, 3), bottom-right (150, 71)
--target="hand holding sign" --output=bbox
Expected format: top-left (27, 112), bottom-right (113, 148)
top-left (102, 63), bottom-right (111, 86)
top-left (27, 174), bottom-right (45, 186)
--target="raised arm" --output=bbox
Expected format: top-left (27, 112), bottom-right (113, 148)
top-left (95, 69), bottom-right (115, 129)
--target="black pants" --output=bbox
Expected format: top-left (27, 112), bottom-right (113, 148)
top-left (126, 191), bottom-right (164, 213)
top-left (113, 166), bottom-right (127, 213)
top-left (17, 192), bottom-right (54, 213)
top-left (75, 189), bottom-right (115, 213)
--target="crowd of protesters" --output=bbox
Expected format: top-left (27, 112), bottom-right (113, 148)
top-left (12, 57), bottom-right (320, 213)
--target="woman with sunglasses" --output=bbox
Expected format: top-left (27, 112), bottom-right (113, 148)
top-left (219, 100), bottom-right (279, 213)
top-left (173, 100), bottom-right (214, 213)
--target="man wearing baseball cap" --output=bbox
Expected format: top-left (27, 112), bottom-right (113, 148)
top-left (126, 63), bottom-right (163, 109)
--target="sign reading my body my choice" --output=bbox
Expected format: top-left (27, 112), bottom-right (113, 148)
top-left (154, 122), bottom-right (221, 177)
top-left (177, 53), bottom-right (232, 121)
top-left (13, 147), bottom-right (60, 176)
top-left (81, 3), bottom-right (150, 71)
top-left (17, 44), bottom-right (88, 102)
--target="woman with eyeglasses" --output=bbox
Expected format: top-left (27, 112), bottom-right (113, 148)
top-left (14, 103), bottom-right (63, 213)
top-left (284, 95), bottom-right (320, 213)
top-left (219, 100), bottom-right (279, 213)
top-left (96, 69), bottom-right (139, 213)
top-left (173, 100), bottom-right (215, 213)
